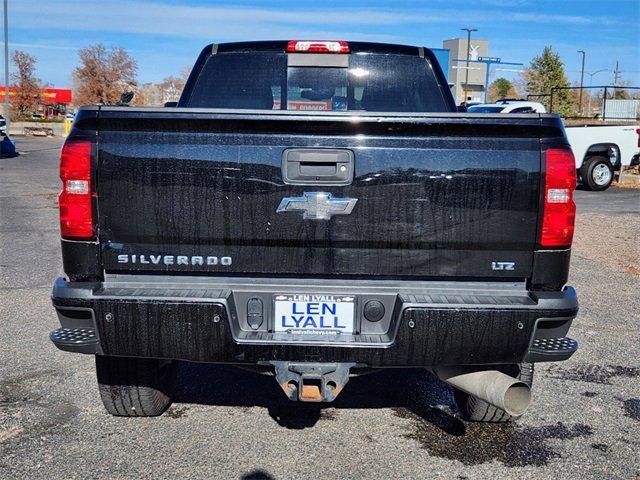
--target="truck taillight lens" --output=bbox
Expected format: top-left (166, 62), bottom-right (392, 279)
top-left (540, 148), bottom-right (576, 248)
top-left (59, 140), bottom-right (94, 239)
top-left (286, 40), bottom-right (350, 53)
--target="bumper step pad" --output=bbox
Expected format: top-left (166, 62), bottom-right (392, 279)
top-left (50, 327), bottom-right (99, 354)
top-left (526, 337), bottom-right (578, 362)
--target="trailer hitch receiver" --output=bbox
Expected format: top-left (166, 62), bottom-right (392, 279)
top-left (271, 362), bottom-right (356, 402)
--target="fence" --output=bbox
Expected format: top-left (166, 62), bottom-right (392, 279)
top-left (528, 86), bottom-right (640, 121)
top-left (603, 99), bottom-right (640, 120)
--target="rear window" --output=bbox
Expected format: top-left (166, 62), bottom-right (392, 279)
top-left (185, 52), bottom-right (450, 112)
top-left (509, 106), bottom-right (535, 113)
top-left (467, 106), bottom-right (505, 113)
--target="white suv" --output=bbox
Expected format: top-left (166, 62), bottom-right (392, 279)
top-left (468, 101), bottom-right (547, 114)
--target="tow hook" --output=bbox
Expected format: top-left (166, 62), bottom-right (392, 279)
top-left (271, 362), bottom-right (356, 402)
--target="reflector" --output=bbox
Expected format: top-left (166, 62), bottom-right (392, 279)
top-left (66, 180), bottom-right (89, 195)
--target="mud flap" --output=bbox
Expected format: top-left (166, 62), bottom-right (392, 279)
top-left (271, 361), bottom-right (356, 402)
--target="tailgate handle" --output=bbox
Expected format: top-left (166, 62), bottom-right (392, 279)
top-left (283, 149), bottom-right (354, 185)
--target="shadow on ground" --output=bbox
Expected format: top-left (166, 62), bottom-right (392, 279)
top-left (172, 363), bottom-right (595, 467)
top-left (174, 363), bottom-right (455, 429)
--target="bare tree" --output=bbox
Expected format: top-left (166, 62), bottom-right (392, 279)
top-left (131, 67), bottom-right (192, 106)
top-left (73, 44), bottom-right (137, 106)
top-left (11, 50), bottom-right (41, 120)
top-left (132, 82), bottom-right (161, 107)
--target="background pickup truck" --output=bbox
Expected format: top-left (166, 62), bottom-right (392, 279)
top-left (468, 100), bottom-right (640, 191)
top-left (51, 40), bottom-right (579, 423)
top-left (565, 124), bottom-right (640, 191)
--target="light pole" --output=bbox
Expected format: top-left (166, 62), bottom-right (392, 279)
top-left (3, 0), bottom-right (9, 134)
top-left (578, 50), bottom-right (586, 115)
top-left (461, 27), bottom-right (477, 105)
top-left (586, 69), bottom-right (607, 116)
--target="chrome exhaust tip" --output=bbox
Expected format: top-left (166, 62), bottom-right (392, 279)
top-left (431, 367), bottom-right (532, 417)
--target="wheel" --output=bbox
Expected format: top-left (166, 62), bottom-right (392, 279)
top-left (454, 363), bottom-right (534, 423)
top-left (95, 356), bottom-right (178, 417)
top-left (580, 156), bottom-right (613, 191)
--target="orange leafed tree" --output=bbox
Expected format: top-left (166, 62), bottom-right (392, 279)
top-left (73, 44), bottom-right (138, 106)
top-left (11, 50), bottom-right (42, 120)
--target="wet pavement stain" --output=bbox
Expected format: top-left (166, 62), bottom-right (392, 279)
top-left (620, 398), bottom-right (640, 421)
top-left (581, 391), bottom-right (599, 398)
top-left (0, 369), bottom-right (80, 453)
top-left (591, 443), bottom-right (610, 453)
top-left (0, 369), bottom-right (70, 411)
top-left (545, 364), bottom-right (639, 385)
top-left (393, 407), bottom-right (593, 467)
top-left (165, 406), bottom-right (190, 419)
top-left (0, 369), bottom-right (61, 405)
top-left (320, 409), bottom-right (337, 421)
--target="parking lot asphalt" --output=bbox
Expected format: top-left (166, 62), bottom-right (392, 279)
top-left (1, 137), bottom-right (639, 480)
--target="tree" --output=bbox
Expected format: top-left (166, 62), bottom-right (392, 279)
top-left (521, 46), bottom-right (576, 117)
top-left (131, 67), bottom-right (192, 106)
top-left (73, 44), bottom-right (137, 106)
top-left (159, 67), bottom-right (191, 103)
top-left (611, 82), bottom-right (635, 100)
top-left (488, 78), bottom-right (517, 102)
top-left (11, 50), bottom-right (41, 120)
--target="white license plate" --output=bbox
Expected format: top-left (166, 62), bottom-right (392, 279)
top-left (273, 294), bottom-right (355, 334)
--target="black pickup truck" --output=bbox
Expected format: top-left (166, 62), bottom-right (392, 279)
top-left (51, 40), bottom-right (578, 422)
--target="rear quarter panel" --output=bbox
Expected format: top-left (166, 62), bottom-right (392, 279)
top-left (565, 124), bottom-right (640, 167)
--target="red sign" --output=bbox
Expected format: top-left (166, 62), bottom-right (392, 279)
top-left (0, 86), bottom-right (73, 104)
top-left (42, 88), bottom-right (73, 104)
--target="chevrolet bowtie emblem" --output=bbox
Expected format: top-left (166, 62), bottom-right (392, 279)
top-left (276, 192), bottom-right (358, 220)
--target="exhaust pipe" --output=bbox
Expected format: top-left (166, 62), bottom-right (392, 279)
top-left (431, 367), bottom-right (531, 417)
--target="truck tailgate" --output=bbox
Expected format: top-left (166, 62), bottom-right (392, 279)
top-left (95, 109), bottom-right (552, 279)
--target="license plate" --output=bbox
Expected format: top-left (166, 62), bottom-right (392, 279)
top-left (273, 294), bottom-right (355, 334)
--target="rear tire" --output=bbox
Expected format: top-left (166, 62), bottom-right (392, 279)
top-left (580, 156), bottom-right (614, 191)
top-left (454, 363), bottom-right (534, 423)
top-left (95, 356), bottom-right (178, 417)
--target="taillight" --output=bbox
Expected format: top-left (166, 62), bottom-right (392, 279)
top-left (540, 148), bottom-right (576, 248)
top-left (286, 40), bottom-right (349, 53)
top-left (59, 140), bottom-right (94, 239)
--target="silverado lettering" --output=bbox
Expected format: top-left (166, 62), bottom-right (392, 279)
top-left (116, 254), bottom-right (232, 266)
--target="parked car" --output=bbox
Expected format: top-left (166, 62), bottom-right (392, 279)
top-left (467, 101), bottom-right (547, 114)
top-left (50, 40), bottom-right (579, 423)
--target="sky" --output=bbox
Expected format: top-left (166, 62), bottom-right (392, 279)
top-left (4, 0), bottom-right (640, 89)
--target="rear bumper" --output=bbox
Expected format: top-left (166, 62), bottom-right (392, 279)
top-left (50, 275), bottom-right (578, 367)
